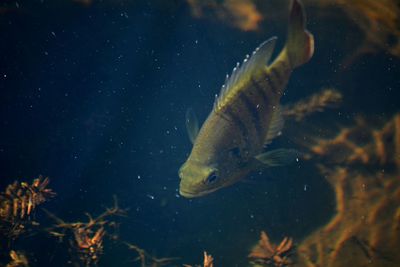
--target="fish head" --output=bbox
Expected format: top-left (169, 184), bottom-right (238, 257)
top-left (178, 148), bottom-right (247, 198)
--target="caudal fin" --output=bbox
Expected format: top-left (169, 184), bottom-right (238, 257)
top-left (286, 0), bottom-right (314, 68)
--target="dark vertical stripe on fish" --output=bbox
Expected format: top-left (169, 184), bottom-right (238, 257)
top-left (218, 111), bottom-right (233, 124)
top-left (265, 72), bottom-right (278, 94)
top-left (250, 78), bottom-right (268, 104)
top-left (270, 68), bottom-right (282, 85)
top-left (281, 61), bottom-right (289, 71)
top-left (238, 92), bottom-right (262, 139)
top-left (225, 106), bottom-right (248, 138)
top-left (270, 68), bottom-right (284, 95)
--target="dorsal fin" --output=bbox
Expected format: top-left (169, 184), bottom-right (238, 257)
top-left (264, 106), bottom-right (284, 145)
top-left (214, 37), bottom-right (277, 111)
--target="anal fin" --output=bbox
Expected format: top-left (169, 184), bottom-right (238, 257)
top-left (264, 106), bottom-right (284, 145)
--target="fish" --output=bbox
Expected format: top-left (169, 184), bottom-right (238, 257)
top-left (178, 0), bottom-right (314, 198)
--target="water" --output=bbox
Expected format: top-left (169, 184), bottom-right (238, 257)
top-left (0, 1), bottom-right (399, 266)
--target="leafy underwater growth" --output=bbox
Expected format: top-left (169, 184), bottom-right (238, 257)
top-left (183, 251), bottom-right (214, 267)
top-left (310, 0), bottom-right (400, 60)
top-left (0, 176), bottom-right (55, 239)
top-left (293, 113), bottom-right (400, 267)
top-left (249, 231), bottom-right (294, 267)
top-left (45, 196), bottom-right (126, 267)
top-left (185, 0), bottom-right (263, 31)
top-left (125, 242), bottom-right (180, 267)
top-left (282, 88), bottom-right (342, 122)
top-left (5, 250), bottom-right (29, 267)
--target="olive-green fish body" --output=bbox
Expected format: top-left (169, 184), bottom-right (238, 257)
top-left (179, 0), bottom-right (314, 198)
top-left (197, 56), bottom-right (291, 158)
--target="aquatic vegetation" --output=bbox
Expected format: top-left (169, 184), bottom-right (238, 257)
top-left (45, 197), bottom-right (126, 267)
top-left (249, 231), bottom-right (294, 267)
top-left (303, 114), bottom-right (400, 166)
top-left (5, 250), bottom-right (29, 267)
top-left (186, 0), bottom-right (263, 31)
top-left (185, 0), bottom-right (400, 66)
top-left (201, 251), bottom-right (214, 267)
top-left (0, 176), bottom-right (55, 240)
top-left (183, 251), bottom-right (214, 267)
top-left (125, 242), bottom-right (179, 267)
top-left (279, 88), bottom-right (400, 266)
top-left (0, 1), bottom-right (398, 267)
top-left (308, 0), bottom-right (400, 62)
top-left (292, 113), bottom-right (400, 267)
top-left (282, 88), bottom-right (342, 122)
top-left (202, 252), bottom-right (214, 267)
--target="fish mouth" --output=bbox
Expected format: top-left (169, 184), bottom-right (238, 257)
top-left (179, 189), bottom-right (200, 198)
top-left (179, 187), bottom-right (219, 198)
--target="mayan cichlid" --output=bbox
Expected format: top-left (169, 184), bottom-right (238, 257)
top-left (179, 0), bottom-right (314, 198)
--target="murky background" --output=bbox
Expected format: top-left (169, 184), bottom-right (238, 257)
top-left (1, 0), bottom-right (399, 266)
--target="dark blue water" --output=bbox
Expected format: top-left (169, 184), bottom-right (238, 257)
top-left (1, 1), bottom-right (399, 266)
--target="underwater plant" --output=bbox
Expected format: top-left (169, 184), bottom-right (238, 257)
top-left (186, 0), bottom-right (263, 32)
top-left (307, 0), bottom-right (400, 65)
top-left (125, 242), bottom-right (180, 267)
top-left (282, 88), bottom-right (342, 122)
top-left (0, 176), bottom-right (55, 240)
top-left (5, 250), bottom-right (29, 267)
top-left (292, 113), bottom-right (400, 266)
top-left (183, 251), bottom-right (214, 267)
top-left (249, 231), bottom-right (294, 267)
top-left (45, 196), bottom-right (126, 267)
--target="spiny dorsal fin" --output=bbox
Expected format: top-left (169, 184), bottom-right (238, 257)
top-left (214, 37), bottom-right (277, 111)
top-left (264, 106), bottom-right (284, 145)
top-left (185, 108), bottom-right (199, 144)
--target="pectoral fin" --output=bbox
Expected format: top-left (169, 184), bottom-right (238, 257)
top-left (185, 108), bottom-right (199, 144)
top-left (255, 148), bottom-right (298, 167)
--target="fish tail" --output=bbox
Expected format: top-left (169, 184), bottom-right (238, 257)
top-left (286, 0), bottom-right (314, 68)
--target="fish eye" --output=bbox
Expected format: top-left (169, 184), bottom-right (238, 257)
top-left (205, 172), bottom-right (218, 184)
